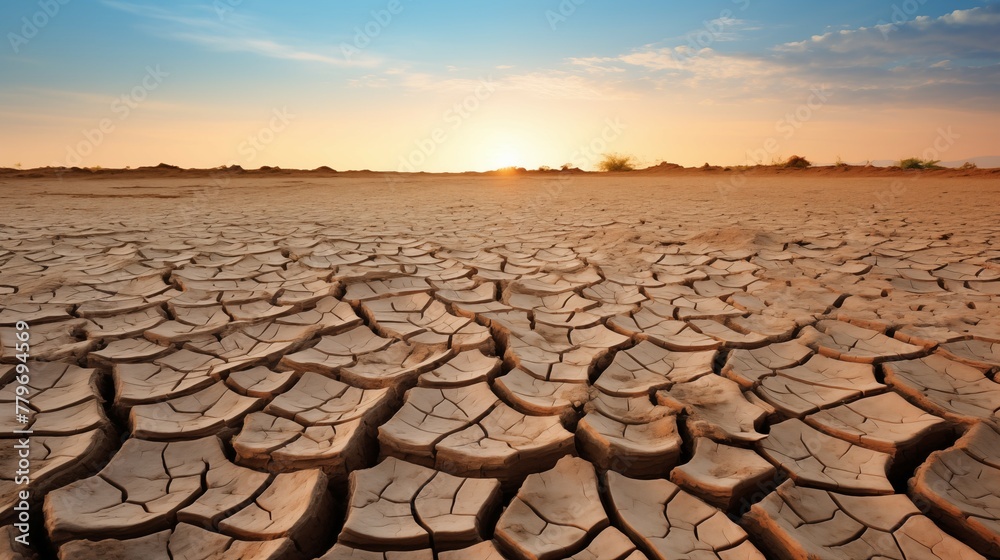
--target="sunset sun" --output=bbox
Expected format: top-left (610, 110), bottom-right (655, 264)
top-left (485, 146), bottom-right (524, 170)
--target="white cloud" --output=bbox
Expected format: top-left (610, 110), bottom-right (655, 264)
top-left (558, 5), bottom-right (1000, 109)
top-left (939, 5), bottom-right (1000, 25)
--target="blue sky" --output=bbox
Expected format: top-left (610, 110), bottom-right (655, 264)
top-left (2, 0), bottom-right (998, 170)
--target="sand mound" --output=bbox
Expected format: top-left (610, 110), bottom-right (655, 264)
top-left (685, 226), bottom-right (781, 250)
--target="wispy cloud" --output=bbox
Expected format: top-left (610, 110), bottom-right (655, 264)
top-left (668, 17), bottom-right (763, 44)
top-left (502, 71), bottom-right (629, 100)
top-left (569, 57), bottom-right (627, 74)
top-left (351, 68), bottom-right (629, 101)
top-left (560, 5), bottom-right (1000, 109)
top-left (101, 0), bottom-right (380, 68)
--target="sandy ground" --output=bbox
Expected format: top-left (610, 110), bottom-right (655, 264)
top-left (3, 173), bottom-right (999, 255)
top-left (2, 174), bottom-right (1000, 559)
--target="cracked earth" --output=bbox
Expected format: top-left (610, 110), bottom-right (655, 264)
top-left (1, 173), bottom-right (1000, 559)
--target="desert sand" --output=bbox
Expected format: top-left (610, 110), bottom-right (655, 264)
top-left (2, 172), bottom-right (1000, 559)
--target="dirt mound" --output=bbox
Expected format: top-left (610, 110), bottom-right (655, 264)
top-left (685, 226), bottom-right (781, 250)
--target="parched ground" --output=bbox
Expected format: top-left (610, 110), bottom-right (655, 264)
top-left (1, 172), bottom-right (1000, 559)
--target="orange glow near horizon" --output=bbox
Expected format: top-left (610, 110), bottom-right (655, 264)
top-left (2, 93), bottom-right (999, 172)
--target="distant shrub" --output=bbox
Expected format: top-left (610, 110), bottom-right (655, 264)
top-left (899, 157), bottom-right (942, 170)
top-left (835, 156), bottom-right (848, 167)
top-left (959, 161), bottom-right (978, 170)
top-left (784, 155), bottom-right (811, 168)
top-left (598, 153), bottom-right (636, 172)
top-left (494, 166), bottom-right (528, 174)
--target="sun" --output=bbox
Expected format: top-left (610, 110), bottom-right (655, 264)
top-left (485, 146), bottom-right (524, 170)
top-left (446, 120), bottom-right (559, 172)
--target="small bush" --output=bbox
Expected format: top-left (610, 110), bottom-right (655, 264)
top-left (835, 156), bottom-right (848, 168)
top-left (598, 153), bottom-right (636, 172)
top-left (784, 155), bottom-right (811, 168)
top-left (959, 161), bottom-right (978, 170)
top-left (899, 157), bottom-right (942, 170)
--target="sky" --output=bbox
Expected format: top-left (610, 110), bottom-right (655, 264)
top-left (1, 0), bottom-right (998, 171)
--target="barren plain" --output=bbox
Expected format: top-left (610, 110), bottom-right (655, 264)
top-left (2, 171), bottom-right (1000, 559)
